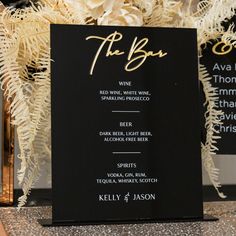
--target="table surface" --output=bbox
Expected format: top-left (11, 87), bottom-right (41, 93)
top-left (0, 202), bottom-right (236, 236)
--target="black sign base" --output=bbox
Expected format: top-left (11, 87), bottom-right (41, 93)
top-left (38, 215), bottom-right (218, 227)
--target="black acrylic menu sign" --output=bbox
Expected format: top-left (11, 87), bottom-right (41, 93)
top-left (201, 26), bottom-right (236, 154)
top-left (44, 24), bottom-right (206, 225)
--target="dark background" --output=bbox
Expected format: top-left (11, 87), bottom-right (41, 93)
top-left (50, 24), bottom-right (203, 223)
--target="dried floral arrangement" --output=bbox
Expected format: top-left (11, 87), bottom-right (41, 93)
top-left (0, 0), bottom-right (234, 206)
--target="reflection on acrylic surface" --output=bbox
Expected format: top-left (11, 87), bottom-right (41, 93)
top-left (0, 91), bottom-right (14, 205)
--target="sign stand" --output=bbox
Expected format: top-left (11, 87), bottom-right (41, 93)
top-left (38, 215), bottom-right (218, 227)
top-left (39, 24), bottom-right (218, 226)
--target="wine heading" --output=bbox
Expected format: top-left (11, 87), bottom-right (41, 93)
top-left (86, 31), bottom-right (168, 75)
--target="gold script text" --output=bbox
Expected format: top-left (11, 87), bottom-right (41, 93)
top-left (212, 41), bottom-right (235, 55)
top-left (86, 31), bottom-right (168, 75)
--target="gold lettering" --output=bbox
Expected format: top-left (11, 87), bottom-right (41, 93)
top-left (86, 31), bottom-right (124, 75)
top-left (86, 31), bottom-right (168, 75)
top-left (125, 37), bottom-right (167, 72)
top-left (212, 41), bottom-right (233, 55)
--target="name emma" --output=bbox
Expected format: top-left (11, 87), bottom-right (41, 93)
top-left (86, 31), bottom-right (168, 75)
